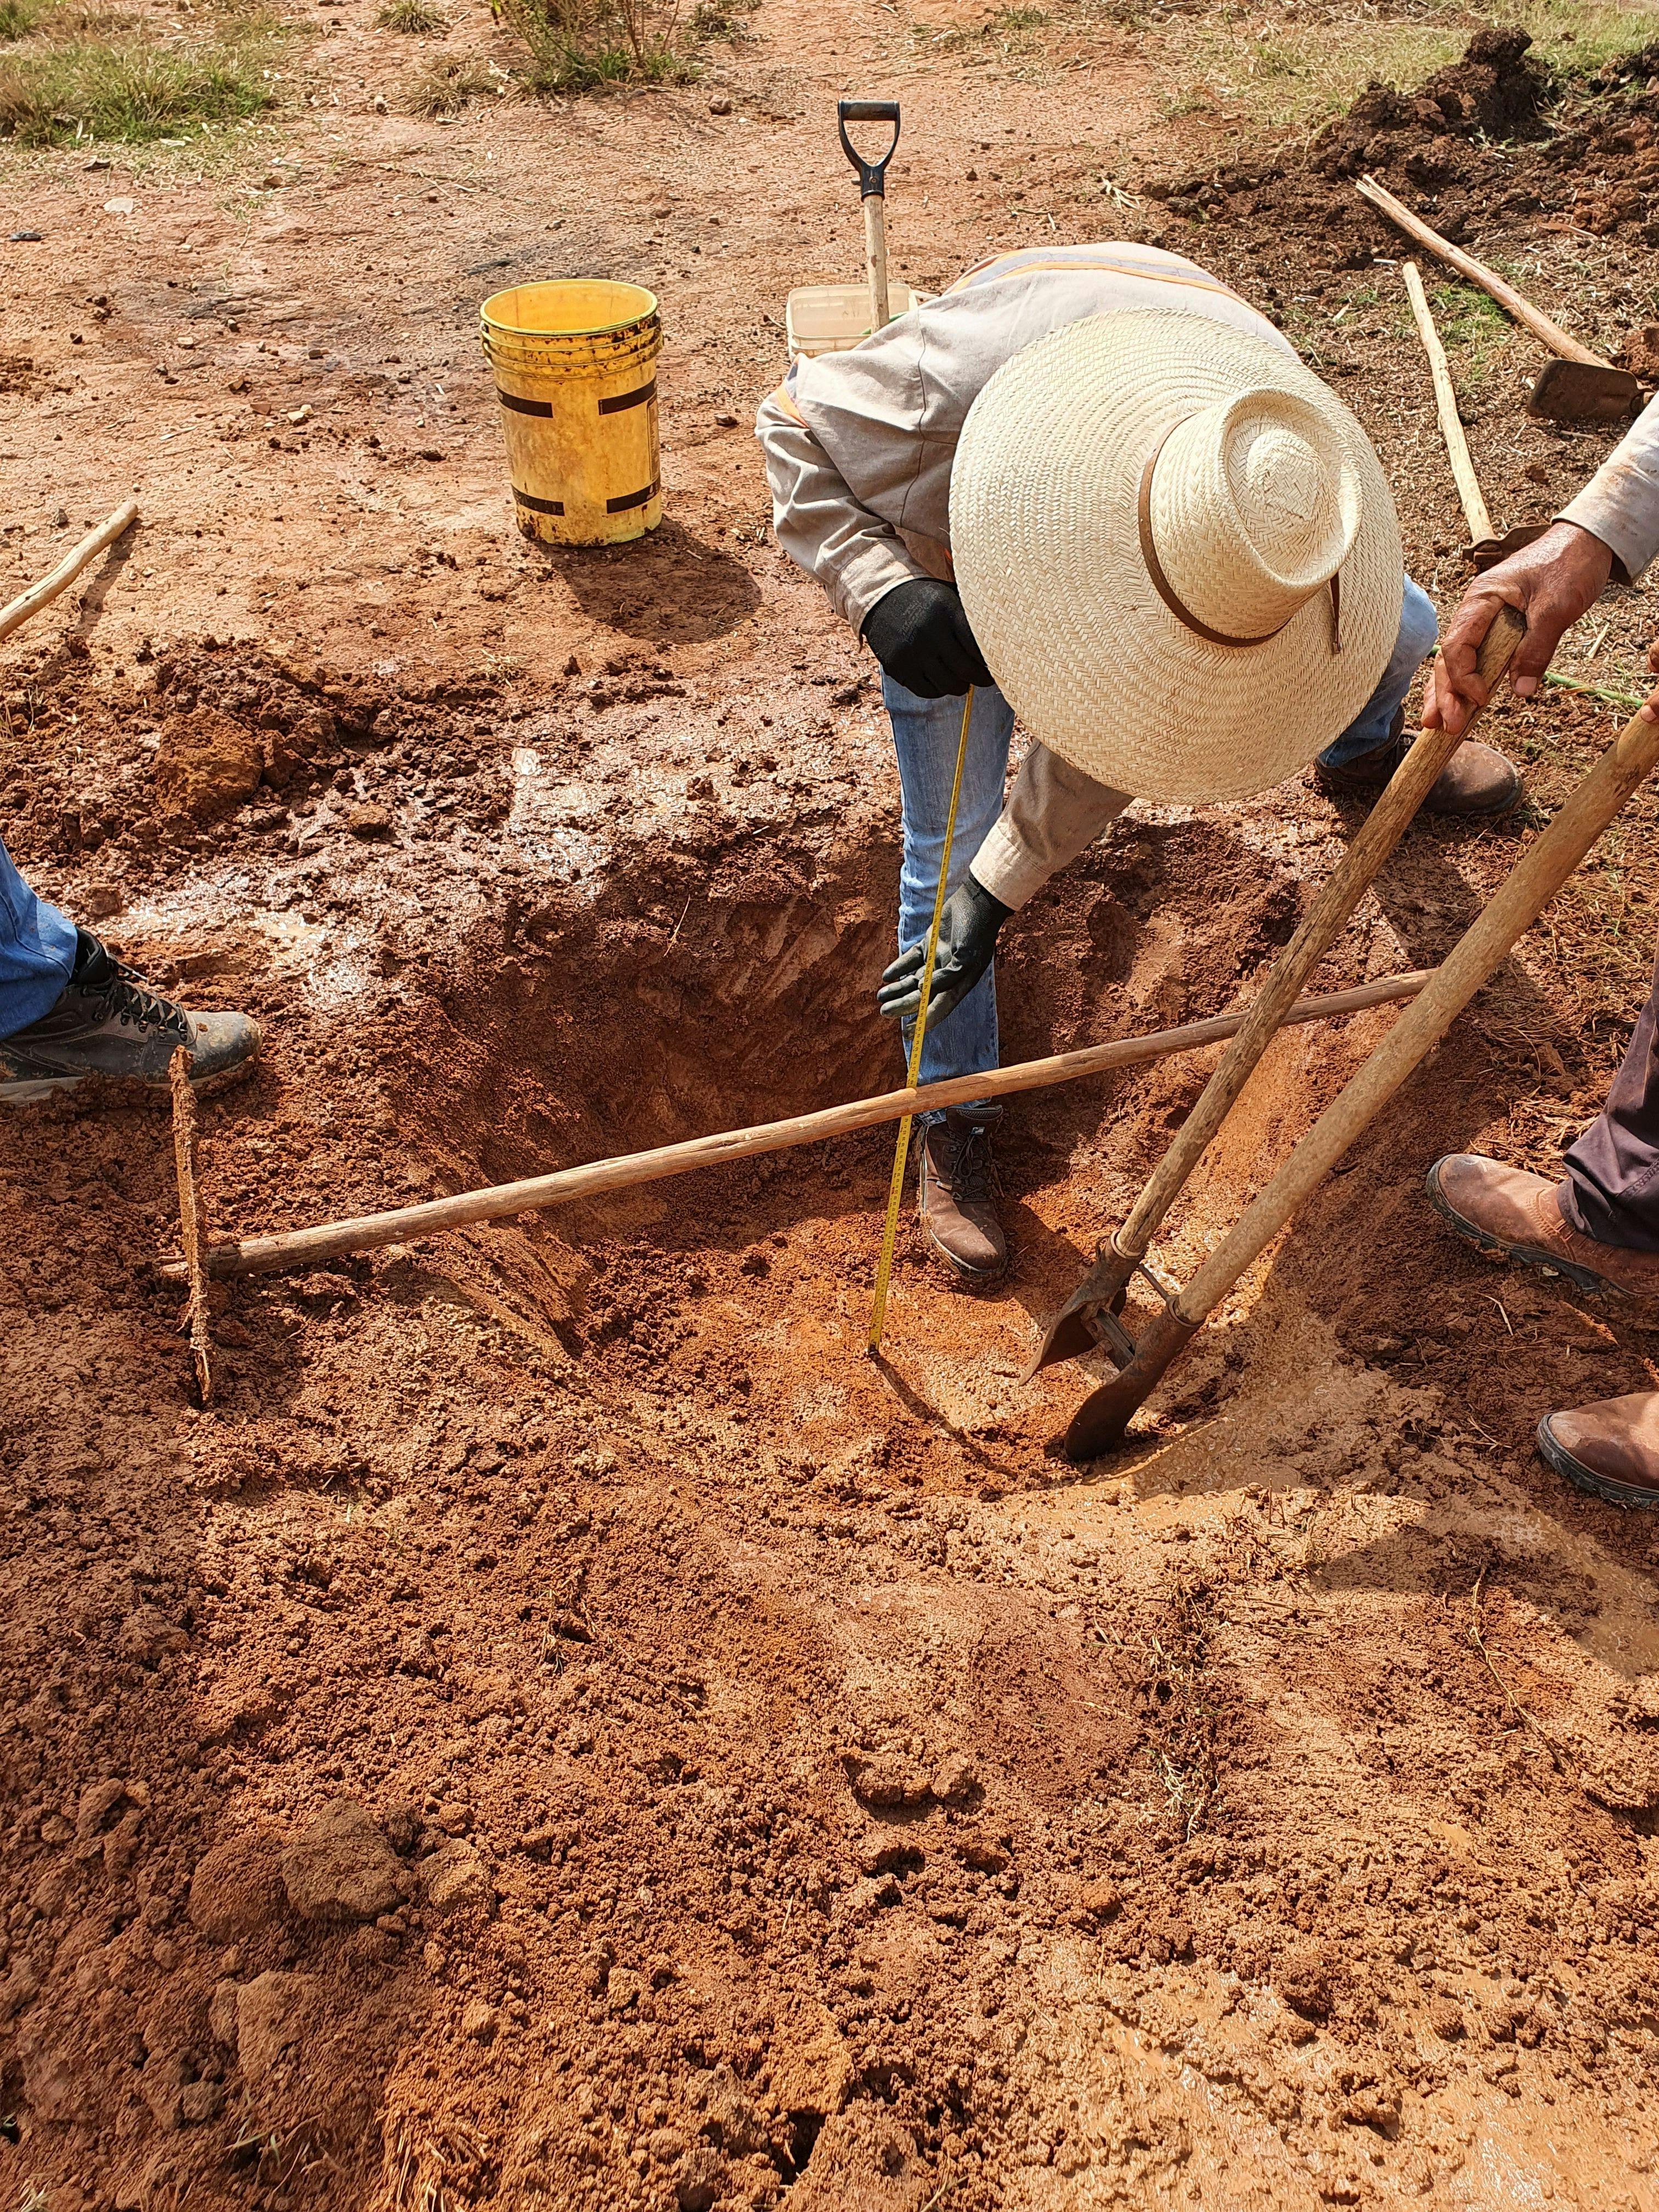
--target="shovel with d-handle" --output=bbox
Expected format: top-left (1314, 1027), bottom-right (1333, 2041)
top-left (1026, 609), bottom-right (1530, 1392)
top-left (1357, 176), bottom-right (1640, 425)
top-left (838, 98), bottom-right (901, 335)
top-left (1400, 259), bottom-right (1549, 571)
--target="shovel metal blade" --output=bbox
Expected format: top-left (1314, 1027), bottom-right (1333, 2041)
top-left (1526, 359), bottom-right (1640, 425)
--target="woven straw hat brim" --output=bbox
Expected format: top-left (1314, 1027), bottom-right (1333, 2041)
top-left (949, 310), bottom-right (1404, 805)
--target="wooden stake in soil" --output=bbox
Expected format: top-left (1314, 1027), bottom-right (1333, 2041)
top-left (0, 501), bottom-right (139, 645)
top-left (867, 686), bottom-right (974, 1357)
top-left (159, 970), bottom-right (1431, 1286)
top-left (1397, 262), bottom-right (1548, 571)
top-left (169, 1047), bottom-right (215, 1405)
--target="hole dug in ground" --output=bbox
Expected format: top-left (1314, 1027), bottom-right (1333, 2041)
top-left (10, 672), bottom-right (1659, 2211)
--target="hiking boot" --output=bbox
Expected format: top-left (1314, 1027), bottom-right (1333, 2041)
top-left (918, 1109), bottom-right (1007, 1282)
top-left (1426, 1152), bottom-right (1659, 1300)
top-left (1314, 708), bottom-right (1520, 817)
top-left (0, 929), bottom-right (260, 1106)
top-left (1537, 1391), bottom-right (1659, 1509)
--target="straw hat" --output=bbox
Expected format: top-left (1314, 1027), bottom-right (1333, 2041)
top-left (949, 309), bottom-right (1403, 804)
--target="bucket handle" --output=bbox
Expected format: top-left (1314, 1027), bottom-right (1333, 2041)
top-left (838, 99), bottom-right (900, 199)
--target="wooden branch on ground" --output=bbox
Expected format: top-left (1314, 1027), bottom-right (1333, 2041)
top-left (0, 501), bottom-right (139, 645)
top-left (160, 970), bottom-right (1431, 1284)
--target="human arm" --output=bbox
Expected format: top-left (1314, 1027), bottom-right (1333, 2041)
top-left (755, 383), bottom-right (932, 631)
top-left (970, 742), bottom-right (1131, 909)
top-left (875, 745), bottom-right (1132, 1025)
top-left (1425, 392), bottom-right (1659, 734)
top-left (1422, 521), bottom-right (1613, 734)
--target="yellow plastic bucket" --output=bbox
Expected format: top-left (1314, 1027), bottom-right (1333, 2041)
top-left (480, 280), bottom-right (663, 548)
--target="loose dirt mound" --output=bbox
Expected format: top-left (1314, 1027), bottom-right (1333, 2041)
top-left (1144, 29), bottom-right (1659, 275)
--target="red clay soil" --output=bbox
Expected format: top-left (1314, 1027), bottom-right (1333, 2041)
top-left (7, 10), bottom-right (1659, 2211)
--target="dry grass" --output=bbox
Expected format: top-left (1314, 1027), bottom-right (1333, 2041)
top-left (376, 0), bottom-right (445, 29)
top-left (1146, 0), bottom-right (1655, 137)
top-left (0, 0), bottom-right (284, 142)
top-left (404, 49), bottom-right (493, 108)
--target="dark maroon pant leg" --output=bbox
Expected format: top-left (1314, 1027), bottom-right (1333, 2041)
top-left (1560, 943), bottom-right (1659, 1252)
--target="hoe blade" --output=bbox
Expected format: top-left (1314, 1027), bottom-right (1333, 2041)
top-left (1527, 359), bottom-right (1640, 426)
top-left (1470, 521), bottom-right (1551, 573)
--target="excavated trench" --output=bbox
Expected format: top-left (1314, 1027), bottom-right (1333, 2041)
top-left (10, 650), bottom-right (1659, 2212)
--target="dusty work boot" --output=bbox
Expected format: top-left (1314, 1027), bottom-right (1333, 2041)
top-left (1315, 708), bottom-right (1520, 817)
top-left (0, 930), bottom-right (260, 1106)
top-left (1537, 1391), bottom-right (1659, 1509)
top-left (918, 1109), bottom-right (1007, 1283)
top-left (1426, 1152), bottom-right (1659, 1300)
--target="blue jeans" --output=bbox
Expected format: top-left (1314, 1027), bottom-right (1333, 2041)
top-left (0, 833), bottom-right (78, 1040)
top-left (884, 575), bottom-right (1439, 1109)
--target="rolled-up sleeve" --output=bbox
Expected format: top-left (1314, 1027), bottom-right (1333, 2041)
top-left (969, 742), bottom-right (1131, 911)
top-left (1559, 394), bottom-right (1659, 583)
top-left (756, 386), bottom-right (929, 631)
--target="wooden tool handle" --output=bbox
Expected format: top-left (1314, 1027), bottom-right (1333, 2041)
top-left (1110, 608), bottom-right (1525, 1271)
top-left (1358, 176), bottom-right (1611, 369)
top-left (1179, 689), bottom-right (1659, 1325)
top-left (160, 972), bottom-right (1432, 1283)
top-left (863, 194), bottom-right (891, 333)
top-left (0, 500), bottom-right (139, 645)
top-left (1401, 259), bottom-right (1493, 545)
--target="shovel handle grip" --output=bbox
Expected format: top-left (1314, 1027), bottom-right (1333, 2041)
top-left (838, 98), bottom-right (900, 197)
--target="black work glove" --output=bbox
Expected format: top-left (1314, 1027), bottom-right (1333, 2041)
top-left (877, 872), bottom-right (1012, 1029)
top-left (860, 577), bottom-right (993, 699)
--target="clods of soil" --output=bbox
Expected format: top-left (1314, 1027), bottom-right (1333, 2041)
top-left (8, 14), bottom-right (1659, 2211)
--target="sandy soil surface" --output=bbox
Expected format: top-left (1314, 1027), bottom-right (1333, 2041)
top-left (7, 7), bottom-right (1659, 2210)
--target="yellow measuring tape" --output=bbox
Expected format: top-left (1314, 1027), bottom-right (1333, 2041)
top-left (867, 687), bottom-right (974, 1356)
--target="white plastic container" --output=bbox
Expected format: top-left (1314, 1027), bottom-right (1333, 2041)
top-left (785, 280), bottom-right (924, 360)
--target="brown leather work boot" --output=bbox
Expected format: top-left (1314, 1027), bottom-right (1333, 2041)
top-left (1537, 1391), bottom-right (1659, 1509)
top-left (1426, 1153), bottom-right (1659, 1300)
top-left (918, 1110), bottom-right (1007, 1283)
top-left (1315, 709), bottom-right (1520, 817)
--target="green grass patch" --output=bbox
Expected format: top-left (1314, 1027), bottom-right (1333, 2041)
top-left (495, 0), bottom-right (693, 91)
top-left (0, 37), bottom-right (274, 143)
top-left (1388, 274), bottom-right (1517, 390)
top-left (1151, 0), bottom-right (1659, 138)
top-left (0, 0), bottom-right (38, 38)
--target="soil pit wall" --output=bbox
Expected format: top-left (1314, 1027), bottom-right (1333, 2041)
top-left (5, 651), bottom-right (1659, 2212)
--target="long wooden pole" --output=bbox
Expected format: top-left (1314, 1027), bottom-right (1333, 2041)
top-left (1063, 698), bottom-right (1659, 1459)
top-left (160, 971), bottom-right (1431, 1283)
top-left (1181, 710), bottom-right (1659, 1321)
top-left (1029, 606), bottom-right (1522, 1381)
top-left (0, 501), bottom-right (139, 644)
top-left (1357, 176), bottom-right (1613, 369)
top-left (168, 1047), bottom-right (215, 1405)
top-left (1401, 259), bottom-right (1493, 544)
top-left (1115, 613), bottom-right (1521, 1272)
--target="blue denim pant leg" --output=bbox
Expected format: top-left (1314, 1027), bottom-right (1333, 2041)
top-left (1316, 577), bottom-right (1440, 770)
top-left (0, 833), bottom-right (77, 1041)
top-left (883, 675), bottom-right (1015, 1126)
